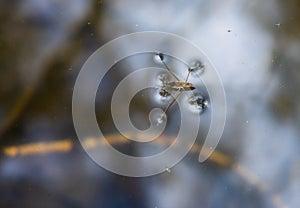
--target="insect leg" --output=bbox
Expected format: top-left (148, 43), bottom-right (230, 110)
top-left (163, 89), bottom-right (182, 114)
top-left (157, 53), bottom-right (181, 81)
top-left (184, 70), bottom-right (191, 82)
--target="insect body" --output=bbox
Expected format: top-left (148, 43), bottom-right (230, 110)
top-left (156, 52), bottom-right (197, 114)
top-left (164, 81), bottom-right (195, 91)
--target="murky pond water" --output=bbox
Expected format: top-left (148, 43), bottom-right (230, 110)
top-left (0, 0), bottom-right (300, 207)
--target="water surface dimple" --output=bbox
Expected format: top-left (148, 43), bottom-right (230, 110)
top-left (188, 60), bottom-right (205, 75)
top-left (188, 94), bottom-right (208, 113)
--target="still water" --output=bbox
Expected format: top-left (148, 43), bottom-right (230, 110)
top-left (0, 0), bottom-right (299, 207)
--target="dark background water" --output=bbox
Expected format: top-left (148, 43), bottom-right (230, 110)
top-left (0, 0), bottom-right (300, 207)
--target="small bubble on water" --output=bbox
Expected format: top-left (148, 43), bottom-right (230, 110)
top-left (275, 23), bottom-right (281, 28)
top-left (188, 95), bottom-right (208, 113)
top-left (157, 118), bottom-right (163, 125)
top-left (156, 114), bottom-right (166, 126)
top-left (188, 60), bottom-right (205, 74)
top-left (165, 167), bottom-right (171, 173)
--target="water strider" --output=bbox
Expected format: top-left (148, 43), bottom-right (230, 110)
top-left (155, 52), bottom-right (205, 115)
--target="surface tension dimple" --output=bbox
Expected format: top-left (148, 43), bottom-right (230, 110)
top-left (188, 94), bottom-right (208, 113)
top-left (189, 60), bottom-right (205, 75)
top-left (154, 52), bottom-right (166, 64)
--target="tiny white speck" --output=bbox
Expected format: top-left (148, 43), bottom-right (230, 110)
top-left (246, 120), bottom-right (249, 123)
top-left (275, 23), bottom-right (281, 27)
top-left (165, 167), bottom-right (171, 173)
top-left (135, 24), bottom-right (139, 27)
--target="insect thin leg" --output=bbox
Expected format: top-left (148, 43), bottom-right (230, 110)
top-left (185, 71), bottom-right (191, 82)
top-left (163, 89), bottom-right (182, 114)
top-left (157, 53), bottom-right (181, 81)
